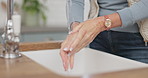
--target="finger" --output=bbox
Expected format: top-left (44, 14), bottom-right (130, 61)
top-left (63, 32), bottom-right (79, 52)
top-left (64, 52), bottom-right (69, 71)
top-left (73, 38), bottom-right (91, 53)
top-left (61, 34), bottom-right (74, 52)
top-left (61, 42), bottom-right (69, 53)
top-left (70, 23), bottom-right (83, 34)
top-left (59, 50), bottom-right (66, 70)
top-left (65, 54), bottom-right (69, 71)
top-left (74, 26), bottom-right (99, 52)
top-left (69, 30), bottom-right (86, 52)
top-left (72, 33), bottom-right (95, 53)
top-left (60, 33), bottom-right (79, 70)
top-left (70, 54), bottom-right (75, 69)
top-left (60, 49), bottom-right (69, 71)
top-left (68, 30), bottom-right (79, 35)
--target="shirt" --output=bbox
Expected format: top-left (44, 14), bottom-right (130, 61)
top-left (66, 0), bottom-right (148, 32)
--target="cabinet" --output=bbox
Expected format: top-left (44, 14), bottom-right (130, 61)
top-left (0, 27), bottom-right (68, 42)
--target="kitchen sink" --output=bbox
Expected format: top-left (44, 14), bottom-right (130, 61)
top-left (21, 48), bottom-right (148, 76)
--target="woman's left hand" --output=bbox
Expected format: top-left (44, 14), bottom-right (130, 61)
top-left (60, 16), bottom-right (106, 71)
top-left (68, 16), bottom-right (106, 53)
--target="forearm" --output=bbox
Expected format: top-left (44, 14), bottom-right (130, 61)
top-left (117, 0), bottom-right (148, 27)
top-left (93, 13), bottom-right (122, 31)
top-left (108, 13), bottom-right (122, 28)
top-left (99, 0), bottom-right (148, 30)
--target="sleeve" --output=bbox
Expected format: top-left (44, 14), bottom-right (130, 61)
top-left (117, 0), bottom-right (148, 27)
top-left (66, 0), bottom-right (84, 26)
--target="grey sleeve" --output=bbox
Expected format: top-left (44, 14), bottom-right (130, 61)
top-left (66, 0), bottom-right (84, 26)
top-left (117, 0), bottom-right (148, 27)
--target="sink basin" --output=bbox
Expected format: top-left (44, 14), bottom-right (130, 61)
top-left (21, 48), bottom-right (148, 76)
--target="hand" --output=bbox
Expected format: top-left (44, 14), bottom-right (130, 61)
top-left (60, 13), bottom-right (122, 71)
top-left (60, 16), bottom-right (106, 71)
top-left (69, 17), bottom-right (106, 52)
top-left (60, 22), bottom-right (80, 71)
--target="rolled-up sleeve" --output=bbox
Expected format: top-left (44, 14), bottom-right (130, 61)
top-left (66, 0), bottom-right (84, 26)
top-left (117, 0), bottom-right (148, 27)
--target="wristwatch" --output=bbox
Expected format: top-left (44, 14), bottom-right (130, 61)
top-left (104, 15), bottom-right (112, 30)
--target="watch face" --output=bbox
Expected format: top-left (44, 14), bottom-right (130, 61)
top-left (105, 19), bottom-right (112, 27)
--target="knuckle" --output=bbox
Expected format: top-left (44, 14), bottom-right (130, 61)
top-left (90, 33), bottom-right (95, 38)
top-left (85, 33), bottom-right (91, 39)
top-left (80, 29), bottom-right (87, 35)
top-left (59, 52), bottom-right (62, 56)
top-left (88, 37), bottom-right (94, 43)
top-left (76, 37), bottom-right (81, 42)
top-left (59, 51), bottom-right (65, 56)
top-left (61, 43), bottom-right (65, 47)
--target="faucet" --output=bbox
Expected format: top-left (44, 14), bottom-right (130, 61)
top-left (1, 0), bottom-right (21, 58)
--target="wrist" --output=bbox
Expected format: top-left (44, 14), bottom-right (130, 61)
top-left (105, 13), bottom-right (122, 28)
top-left (96, 15), bottom-right (112, 31)
top-left (96, 13), bottom-right (122, 32)
top-left (104, 15), bottom-right (112, 30)
top-left (95, 16), bottom-right (107, 31)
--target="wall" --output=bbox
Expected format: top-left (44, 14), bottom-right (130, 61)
top-left (0, 0), bottom-right (7, 28)
top-left (39, 0), bottom-right (90, 27)
top-left (0, 0), bottom-right (90, 27)
top-left (0, 0), bottom-right (90, 42)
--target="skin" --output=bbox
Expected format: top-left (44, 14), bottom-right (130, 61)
top-left (60, 13), bottom-right (122, 71)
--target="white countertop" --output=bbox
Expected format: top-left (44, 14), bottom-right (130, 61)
top-left (22, 48), bottom-right (148, 76)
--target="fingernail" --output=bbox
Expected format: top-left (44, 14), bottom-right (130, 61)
top-left (70, 48), bottom-right (73, 52)
top-left (63, 48), bottom-right (69, 51)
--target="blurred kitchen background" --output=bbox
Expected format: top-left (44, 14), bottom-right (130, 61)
top-left (0, 0), bottom-right (89, 42)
